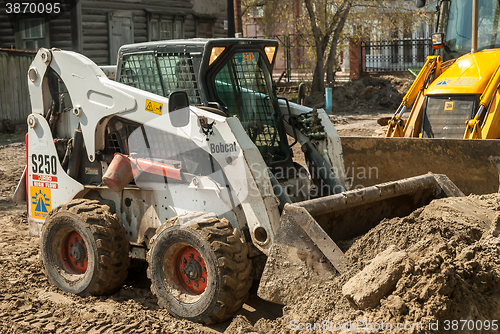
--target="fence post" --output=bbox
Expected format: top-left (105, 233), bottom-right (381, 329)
top-left (349, 38), bottom-right (361, 80)
top-left (285, 35), bottom-right (291, 82)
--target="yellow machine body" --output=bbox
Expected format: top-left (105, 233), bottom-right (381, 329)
top-left (387, 50), bottom-right (500, 140)
top-left (342, 1), bottom-right (500, 197)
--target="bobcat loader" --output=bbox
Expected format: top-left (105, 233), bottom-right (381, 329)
top-left (342, 0), bottom-right (500, 194)
top-left (13, 40), bottom-right (462, 324)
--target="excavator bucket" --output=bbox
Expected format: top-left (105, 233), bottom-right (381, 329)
top-left (341, 137), bottom-right (500, 195)
top-left (258, 173), bottom-right (463, 305)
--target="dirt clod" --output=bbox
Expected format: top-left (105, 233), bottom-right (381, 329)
top-left (342, 245), bottom-right (413, 309)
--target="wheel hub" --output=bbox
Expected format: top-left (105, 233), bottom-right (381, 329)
top-left (185, 260), bottom-right (202, 281)
top-left (70, 243), bottom-right (85, 262)
top-left (175, 246), bottom-right (208, 295)
top-left (61, 231), bottom-right (88, 274)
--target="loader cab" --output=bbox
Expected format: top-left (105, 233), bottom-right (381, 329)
top-left (116, 39), bottom-right (292, 169)
top-left (203, 40), bottom-right (291, 167)
top-left (434, 0), bottom-right (500, 61)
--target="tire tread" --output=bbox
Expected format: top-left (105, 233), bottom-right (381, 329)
top-left (43, 199), bottom-right (129, 295)
top-left (147, 215), bottom-right (252, 324)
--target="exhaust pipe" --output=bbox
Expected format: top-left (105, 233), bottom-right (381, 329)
top-left (472, 0), bottom-right (478, 53)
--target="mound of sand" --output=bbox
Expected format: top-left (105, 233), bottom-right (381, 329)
top-left (305, 75), bottom-right (413, 115)
top-left (227, 194), bottom-right (500, 333)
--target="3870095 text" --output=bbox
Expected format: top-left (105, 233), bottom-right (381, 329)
top-left (5, 2), bottom-right (61, 14)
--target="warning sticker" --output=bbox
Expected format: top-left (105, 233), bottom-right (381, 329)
top-left (145, 99), bottom-right (163, 115)
top-left (31, 187), bottom-right (51, 219)
top-left (85, 167), bottom-right (99, 175)
top-left (32, 174), bottom-right (58, 189)
top-left (444, 101), bottom-right (454, 111)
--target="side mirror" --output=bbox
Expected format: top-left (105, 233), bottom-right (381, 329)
top-left (416, 0), bottom-right (426, 8)
top-left (168, 91), bottom-right (190, 128)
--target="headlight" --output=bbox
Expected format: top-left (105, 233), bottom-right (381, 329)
top-left (432, 33), bottom-right (444, 49)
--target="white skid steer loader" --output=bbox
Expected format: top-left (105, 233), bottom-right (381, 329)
top-left (13, 40), bottom-right (463, 324)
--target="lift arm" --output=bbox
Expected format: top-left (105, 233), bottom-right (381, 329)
top-left (386, 55), bottom-right (441, 137)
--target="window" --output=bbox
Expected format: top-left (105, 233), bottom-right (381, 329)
top-left (214, 52), bottom-right (289, 164)
top-left (157, 53), bottom-right (202, 105)
top-left (16, 18), bottom-right (48, 50)
top-left (149, 16), bottom-right (184, 41)
top-left (119, 53), bottom-right (163, 95)
top-left (119, 52), bottom-right (202, 105)
top-left (174, 20), bottom-right (183, 39)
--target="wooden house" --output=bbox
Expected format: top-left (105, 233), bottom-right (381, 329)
top-left (0, 0), bottom-right (228, 65)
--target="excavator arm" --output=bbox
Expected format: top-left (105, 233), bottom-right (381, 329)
top-left (386, 55), bottom-right (442, 137)
top-left (464, 63), bottom-right (500, 139)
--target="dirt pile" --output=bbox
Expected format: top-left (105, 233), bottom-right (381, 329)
top-left (227, 195), bottom-right (500, 333)
top-left (305, 75), bottom-right (413, 115)
top-left (332, 75), bottom-right (412, 114)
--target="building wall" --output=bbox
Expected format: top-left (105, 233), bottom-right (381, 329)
top-left (0, 0), bottom-right (228, 65)
top-left (192, 0), bottom-right (227, 37)
top-left (0, 0), bottom-right (228, 123)
top-left (0, 50), bottom-right (36, 123)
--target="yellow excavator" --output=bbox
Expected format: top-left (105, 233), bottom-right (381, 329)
top-left (387, 0), bottom-right (500, 139)
top-left (342, 0), bottom-right (500, 195)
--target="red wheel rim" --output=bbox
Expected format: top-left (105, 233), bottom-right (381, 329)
top-left (60, 231), bottom-right (88, 274)
top-left (172, 246), bottom-right (207, 295)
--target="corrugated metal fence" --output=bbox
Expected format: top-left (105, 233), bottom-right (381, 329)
top-left (0, 49), bottom-right (36, 123)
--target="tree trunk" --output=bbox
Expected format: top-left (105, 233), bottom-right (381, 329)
top-left (311, 45), bottom-right (325, 93)
top-left (326, 43), bottom-right (337, 88)
top-left (326, 4), bottom-right (351, 88)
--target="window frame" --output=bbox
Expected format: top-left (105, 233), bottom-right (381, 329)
top-left (148, 14), bottom-right (184, 41)
top-left (15, 17), bottom-right (50, 51)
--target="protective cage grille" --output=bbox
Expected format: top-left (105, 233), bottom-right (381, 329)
top-left (215, 52), bottom-right (282, 154)
top-left (422, 96), bottom-right (476, 139)
top-left (119, 52), bottom-right (202, 106)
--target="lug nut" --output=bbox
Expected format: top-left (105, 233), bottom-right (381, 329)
top-left (74, 237), bottom-right (78, 243)
top-left (201, 277), bottom-right (205, 283)
top-left (69, 243), bottom-right (73, 247)
top-left (197, 257), bottom-right (201, 262)
top-left (182, 258), bottom-right (187, 264)
top-left (181, 270), bottom-right (186, 274)
top-left (80, 262), bottom-right (84, 267)
top-left (189, 254), bottom-right (194, 259)
top-left (186, 279), bottom-right (190, 284)
top-left (202, 267), bottom-right (206, 272)
top-left (194, 283), bottom-right (199, 288)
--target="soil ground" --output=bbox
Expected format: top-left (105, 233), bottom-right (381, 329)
top-left (2, 75), bottom-right (500, 333)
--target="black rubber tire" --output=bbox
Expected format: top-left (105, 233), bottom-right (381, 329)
top-left (147, 216), bottom-right (252, 324)
top-left (41, 198), bottom-right (129, 296)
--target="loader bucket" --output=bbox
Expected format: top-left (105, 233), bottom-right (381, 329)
top-left (340, 137), bottom-right (500, 195)
top-left (257, 173), bottom-right (463, 305)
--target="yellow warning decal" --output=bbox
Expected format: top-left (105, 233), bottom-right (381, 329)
top-left (31, 187), bottom-right (51, 219)
top-left (444, 101), bottom-right (454, 111)
top-left (145, 99), bottom-right (163, 115)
